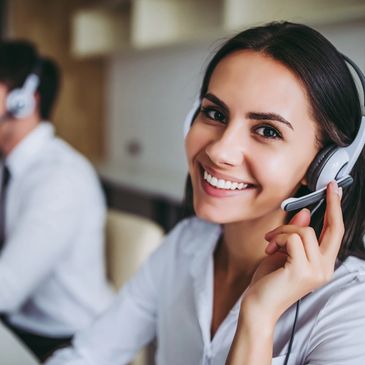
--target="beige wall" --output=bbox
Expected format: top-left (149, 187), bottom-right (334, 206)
top-left (6, 0), bottom-right (105, 161)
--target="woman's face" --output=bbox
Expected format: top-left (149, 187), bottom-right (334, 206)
top-left (185, 50), bottom-right (320, 224)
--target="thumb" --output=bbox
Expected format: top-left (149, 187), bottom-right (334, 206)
top-left (289, 208), bottom-right (311, 227)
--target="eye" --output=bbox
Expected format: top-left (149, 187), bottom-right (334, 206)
top-left (254, 125), bottom-right (282, 139)
top-left (200, 106), bottom-right (226, 123)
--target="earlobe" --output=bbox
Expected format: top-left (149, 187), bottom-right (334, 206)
top-left (300, 175), bottom-right (309, 188)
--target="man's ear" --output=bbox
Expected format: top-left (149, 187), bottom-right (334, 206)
top-left (34, 92), bottom-right (41, 118)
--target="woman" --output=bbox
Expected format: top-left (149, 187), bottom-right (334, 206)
top-left (46, 21), bottom-right (365, 365)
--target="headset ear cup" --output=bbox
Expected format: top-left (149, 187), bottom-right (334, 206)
top-left (306, 145), bottom-right (338, 191)
top-left (183, 97), bottom-right (201, 139)
top-left (6, 88), bottom-right (35, 119)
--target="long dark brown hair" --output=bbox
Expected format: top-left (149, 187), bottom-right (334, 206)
top-left (182, 21), bottom-right (365, 261)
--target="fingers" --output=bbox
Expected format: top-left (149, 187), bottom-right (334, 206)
top-left (265, 208), bottom-right (311, 242)
top-left (289, 208), bottom-right (311, 227)
top-left (265, 208), bottom-right (311, 256)
top-left (319, 181), bottom-right (344, 259)
top-left (265, 180), bottom-right (344, 265)
top-left (271, 233), bottom-right (307, 266)
top-left (265, 226), bottom-right (320, 263)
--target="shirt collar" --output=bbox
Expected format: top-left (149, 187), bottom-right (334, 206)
top-left (6, 121), bottom-right (54, 178)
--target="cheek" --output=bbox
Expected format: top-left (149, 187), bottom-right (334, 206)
top-left (252, 149), bottom-right (310, 193)
top-left (185, 123), bottom-right (210, 167)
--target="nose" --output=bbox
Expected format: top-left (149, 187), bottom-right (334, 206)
top-left (205, 125), bottom-right (245, 167)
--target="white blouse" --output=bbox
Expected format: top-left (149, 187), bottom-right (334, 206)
top-left (47, 217), bottom-right (365, 365)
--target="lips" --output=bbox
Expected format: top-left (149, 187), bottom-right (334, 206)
top-left (204, 170), bottom-right (252, 190)
top-left (200, 164), bottom-right (253, 187)
top-left (197, 164), bottom-right (256, 197)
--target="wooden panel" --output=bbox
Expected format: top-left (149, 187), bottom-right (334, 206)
top-left (6, 0), bottom-right (105, 161)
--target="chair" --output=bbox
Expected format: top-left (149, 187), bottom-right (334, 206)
top-left (106, 209), bottom-right (164, 289)
top-left (105, 209), bottom-right (164, 365)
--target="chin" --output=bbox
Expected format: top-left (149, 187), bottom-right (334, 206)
top-left (193, 201), bottom-right (248, 224)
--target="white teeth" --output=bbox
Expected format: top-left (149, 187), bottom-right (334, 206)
top-left (217, 179), bottom-right (225, 188)
top-left (231, 182), bottom-right (238, 190)
top-left (203, 169), bottom-right (250, 190)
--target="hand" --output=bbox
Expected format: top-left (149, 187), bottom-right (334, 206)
top-left (241, 181), bottom-right (344, 326)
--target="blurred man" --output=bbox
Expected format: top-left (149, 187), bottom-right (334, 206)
top-left (0, 40), bottom-right (114, 361)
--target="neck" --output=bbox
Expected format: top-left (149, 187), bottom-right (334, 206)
top-left (216, 208), bottom-right (287, 282)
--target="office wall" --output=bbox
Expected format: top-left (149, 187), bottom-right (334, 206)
top-left (106, 42), bottom-right (213, 191)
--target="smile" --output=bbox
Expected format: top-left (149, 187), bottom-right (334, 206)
top-left (203, 170), bottom-right (252, 190)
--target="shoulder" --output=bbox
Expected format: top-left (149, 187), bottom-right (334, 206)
top-left (26, 137), bottom-right (101, 193)
top-left (321, 256), bottom-right (365, 315)
top-left (303, 256), bottom-right (365, 362)
top-left (307, 255), bottom-right (365, 317)
top-left (44, 137), bottom-right (97, 177)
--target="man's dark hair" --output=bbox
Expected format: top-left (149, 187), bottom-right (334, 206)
top-left (0, 40), bottom-right (60, 119)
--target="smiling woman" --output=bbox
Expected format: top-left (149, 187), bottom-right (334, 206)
top-left (185, 50), bottom-right (320, 225)
top-left (46, 21), bottom-right (365, 365)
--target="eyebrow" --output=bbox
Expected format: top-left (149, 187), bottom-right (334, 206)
top-left (203, 93), bottom-right (294, 130)
top-left (248, 112), bottom-right (294, 130)
top-left (204, 93), bottom-right (229, 113)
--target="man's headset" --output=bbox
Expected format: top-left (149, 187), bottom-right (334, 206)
top-left (183, 55), bottom-right (365, 212)
top-left (0, 60), bottom-right (43, 123)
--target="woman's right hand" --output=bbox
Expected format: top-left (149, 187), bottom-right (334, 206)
top-left (226, 182), bottom-right (343, 365)
top-left (241, 181), bottom-right (344, 327)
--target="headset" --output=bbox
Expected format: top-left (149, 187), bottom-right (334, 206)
top-left (183, 55), bottom-right (365, 212)
top-left (0, 60), bottom-right (43, 123)
top-left (184, 54), bottom-right (365, 364)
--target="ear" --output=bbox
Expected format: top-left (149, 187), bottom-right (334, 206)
top-left (299, 170), bottom-right (309, 187)
top-left (300, 176), bottom-right (308, 187)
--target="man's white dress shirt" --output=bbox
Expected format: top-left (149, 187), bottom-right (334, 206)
top-left (0, 122), bottom-right (114, 337)
top-left (46, 216), bottom-right (365, 364)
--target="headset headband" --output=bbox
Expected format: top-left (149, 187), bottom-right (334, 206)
top-left (342, 54), bottom-right (365, 110)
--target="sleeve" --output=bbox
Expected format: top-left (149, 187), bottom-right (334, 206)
top-left (45, 239), bottom-right (168, 365)
top-left (0, 168), bottom-right (90, 312)
top-left (304, 279), bottom-right (365, 365)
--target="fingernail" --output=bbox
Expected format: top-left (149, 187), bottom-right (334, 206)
top-left (331, 180), bottom-right (340, 195)
top-left (265, 241), bottom-right (278, 254)
top-left (339, 187), bottom-right (343, 200)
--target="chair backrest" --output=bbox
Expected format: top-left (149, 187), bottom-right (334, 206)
top-left (105, 209), bottom-right (164, 289)
top-left (105, 209), bottom-right (163, 365)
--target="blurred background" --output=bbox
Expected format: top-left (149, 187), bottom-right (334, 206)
top-left (0, 0), bottom-right (364, 231)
